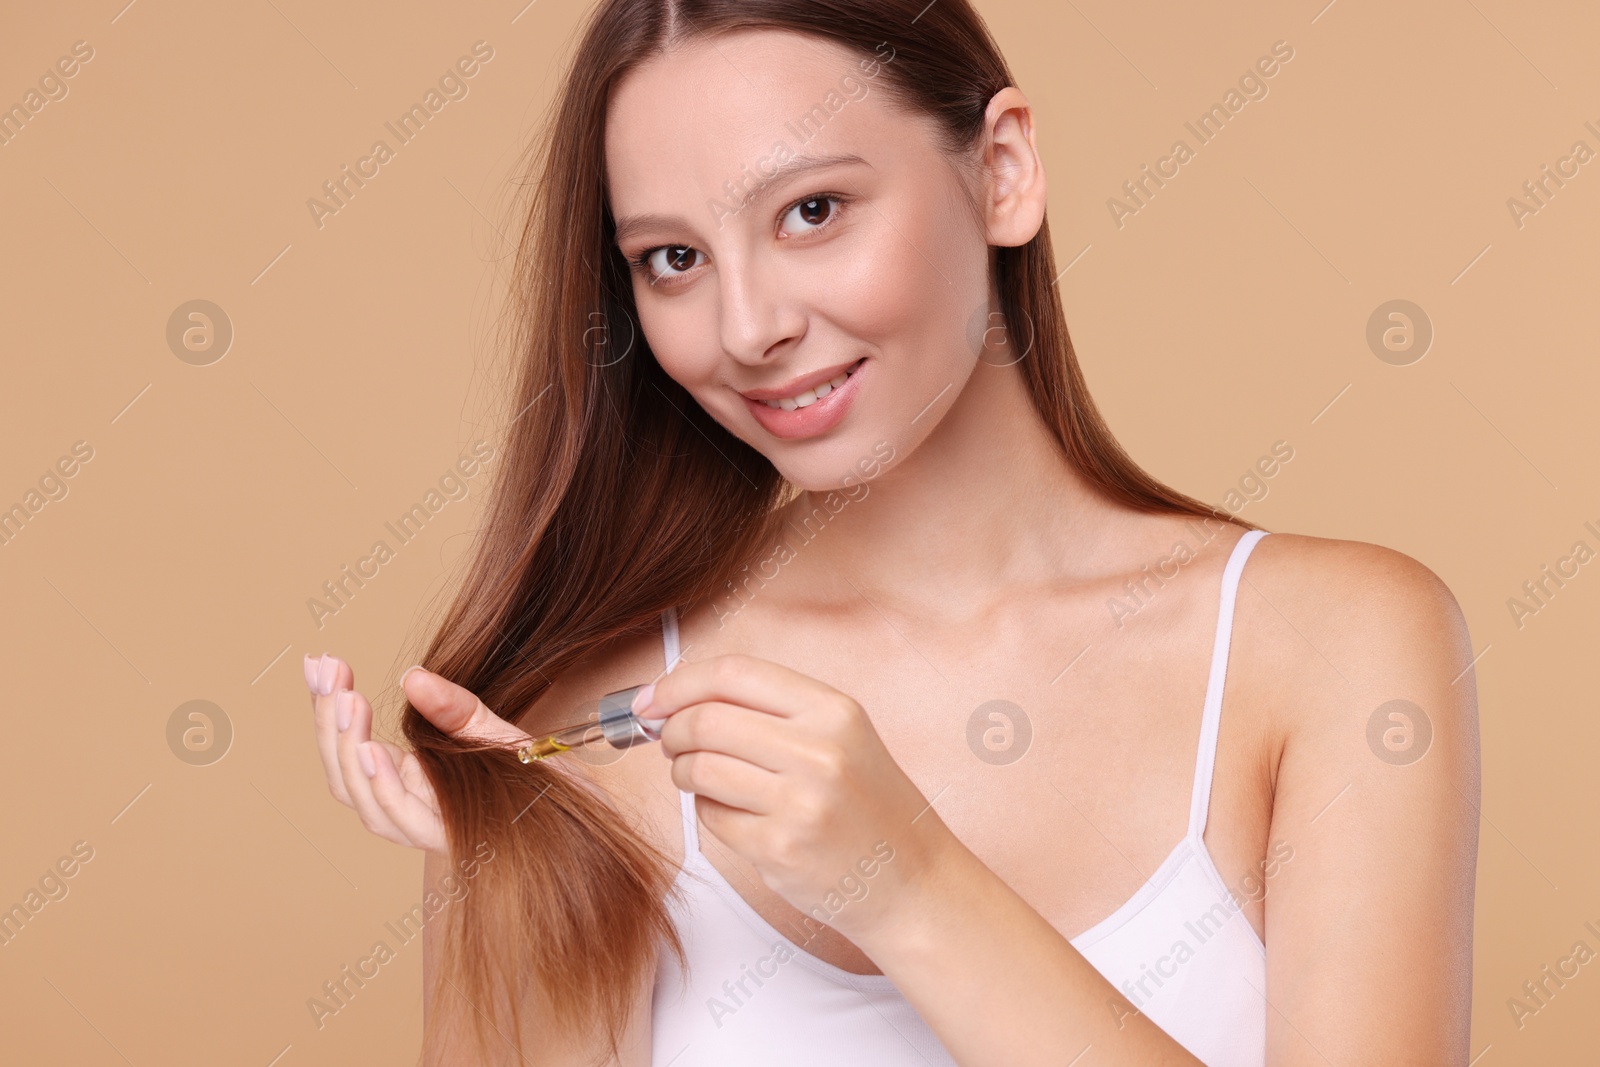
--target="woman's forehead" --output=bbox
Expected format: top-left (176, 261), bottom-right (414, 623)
top-left (604, 29), bottom-right (906, 209)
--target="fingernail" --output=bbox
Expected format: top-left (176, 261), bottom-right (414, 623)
top-left (400, 664), bottom-right (426, 688)
top-left (316, 654), bottom-right (339, 696)
top-left (357, 742), bottom-right (376, 778)
top-left (336, 689), bottom-right (353, 732)
top-left (631, 683), bottom-right (656, 715)
top-left (302, 654), bottom-right (319, 693)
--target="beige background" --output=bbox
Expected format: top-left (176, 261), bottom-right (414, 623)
top-left (2, 0), bottom-right (1596, 1062)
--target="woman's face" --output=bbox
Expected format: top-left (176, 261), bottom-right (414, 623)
top-left (604, 29), bottom-right (997, 492)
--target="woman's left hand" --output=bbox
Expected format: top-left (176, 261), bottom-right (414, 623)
top-left (635, 653), bottom-right (948, 943)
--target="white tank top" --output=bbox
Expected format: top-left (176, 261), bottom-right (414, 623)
top-left (650, 528), bottom-right (1271, 1066)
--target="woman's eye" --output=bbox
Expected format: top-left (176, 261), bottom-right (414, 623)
top-left (632, 195), bottom-right (844, 286)
top-left (779, 195), bottom-right (841, 237)
top-left (643, 245), bottom-right (704, 282)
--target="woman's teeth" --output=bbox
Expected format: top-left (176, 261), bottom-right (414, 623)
top-left (759, 361), bottom-right (862, 410)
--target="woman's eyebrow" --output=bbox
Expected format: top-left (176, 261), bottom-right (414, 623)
top-left (612, 151), bottom-right (870, 245)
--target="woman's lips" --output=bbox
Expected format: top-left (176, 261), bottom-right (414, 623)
top-left (741, 358), bottom-right (867, 441)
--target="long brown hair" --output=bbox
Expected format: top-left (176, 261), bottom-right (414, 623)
top-left (403, 0), bottom-right (1262, 1061)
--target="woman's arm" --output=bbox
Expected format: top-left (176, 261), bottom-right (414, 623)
top-left (1254, 542), bottom-right (1479, 1063)
top-left (848, 810), bottom-right (1211, 1065)
top-left (848, 539), bottom-right (1480, 1066)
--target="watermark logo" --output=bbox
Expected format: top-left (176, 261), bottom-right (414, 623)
top-left (1506, 920), bottom-right (1600, 1031)
top-left (710, 439), bottom-right (897, 629)
top-left (1105, 515), bottom-right (1233, 629)
top-left (167, 700), bottom-right (233, 766)
top-left (0, 40), bottom-right (95, 149)
top-left (966, 300), bottom-right (1034, 368)
top-left (967, 699), bottom-right (1032, 765)
top-left (1507, 522), bottom-right (1599, 630)
top-left (708, 43), bottom-right (896, 229)
top-left (306, 441), bottom-right (497, 630)
top-left (166, 300), bottom-right (234, 366)
top-left (704, 841), bottom-right (895, 1028)
top-left (0, 440), bottom-right (95, 549)
top-left (1365, 299), bottom-right (1432, 366)
top-left (306, 42), bottom-right (495, 230)
top-left (1107, 40), bottom-right (1295, 229)
top-left (582, 306), bottom-right (636, 368)
top-left (0, 840), bottom-right (95, 949)
top-left (1506, 121), bottom-right (1600, 230)
top-left (1365, 698), bottom-right (1431, 766)
top-left (307, 841), bottom-right (496, 1029)
top-left (1110, 838), bottom-right (1293, 1027)
top-left (1218, 439), bottom-right (1296, 518)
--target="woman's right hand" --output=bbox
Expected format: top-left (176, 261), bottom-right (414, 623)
top-left (306, 653), bottom-right (535, 856)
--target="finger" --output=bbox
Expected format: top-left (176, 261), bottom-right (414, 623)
top-left (692, 793), bottom-right (763, 857)
top-left (639, 653), bottom-right (836, 725)
top-left (370, 740), bottom-right (443, 827)
top-left (361, 742), bottom-right (448, 853)
top-left (311, 654), bottom-right (355, 805)
top-left (372, 739), bottom-right (412, 778)
top-left (308, 651), bottom-right (351, 703)
top-left (370, 738), bottom-right (434, 808)
top-left (335, 687), bottom-right (409, 842)
top-left (401, 666), bottom-right (531, 748)
top-left (392, 746), bottom-right (440, 808)
top-left (668, 749), bottom-right (780, 815)
top-left (657, 699), bottom-right (796, 773)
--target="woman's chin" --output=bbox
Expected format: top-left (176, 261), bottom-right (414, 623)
top-left (767, 442), bottom-right (896, 498)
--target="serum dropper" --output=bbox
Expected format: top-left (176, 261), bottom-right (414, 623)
top-left (516, 684), bottom-right (661, 762)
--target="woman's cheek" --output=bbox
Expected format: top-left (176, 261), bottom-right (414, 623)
top-left (832, 199), bottom-right (973, 351)
top-left (826, 231), bottom-right (920, 327)
top-left (639, 303), bottom-right (711, 386)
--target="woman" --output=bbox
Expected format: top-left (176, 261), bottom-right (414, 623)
top-left (306, 1), bottom-right (1480, 1064)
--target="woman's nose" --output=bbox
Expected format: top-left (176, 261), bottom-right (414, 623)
top-left (716, 252), bottom-right (805, 365)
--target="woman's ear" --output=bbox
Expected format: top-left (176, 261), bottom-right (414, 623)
top-left (979, 86), bottom-right (1048, 248)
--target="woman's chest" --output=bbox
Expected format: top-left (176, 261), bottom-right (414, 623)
top-left (648, 590), bottom-right (1280, 978)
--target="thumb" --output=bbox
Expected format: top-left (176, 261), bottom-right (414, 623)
top-left (400, 666), bottom-right (529, 747)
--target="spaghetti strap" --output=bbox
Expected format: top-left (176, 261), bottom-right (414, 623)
top-left (1186, 529), bottom-right (1270, 842)
top-left (661, 606), bottom-right (700, 856)
top-left (677, 785), bottom-right (700, 855)
top-left (662, 604), bottom-right (682, 672)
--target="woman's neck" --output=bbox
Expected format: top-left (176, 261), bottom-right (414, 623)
top-left (777, 357), bottom-right (1140, 620)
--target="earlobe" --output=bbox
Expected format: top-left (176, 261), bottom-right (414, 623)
top-left (981, 87), bottom-right (1048, 248)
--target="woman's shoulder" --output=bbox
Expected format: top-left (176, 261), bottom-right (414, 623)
top-left (1232, 525), bottom-right (1476, 762)
top-left (1133, 513), bottom-right (1465, 642)
top-left (1242, 527), bottom-right (1467, 640)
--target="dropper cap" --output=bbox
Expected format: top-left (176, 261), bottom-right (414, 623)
top-left (516, 684), bottom-right (661, 762)
top-left (598, 685), bottom-right (663, 747)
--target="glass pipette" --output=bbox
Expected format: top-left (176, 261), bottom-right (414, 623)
top-left (516, 684), bottom-right (662, 762)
